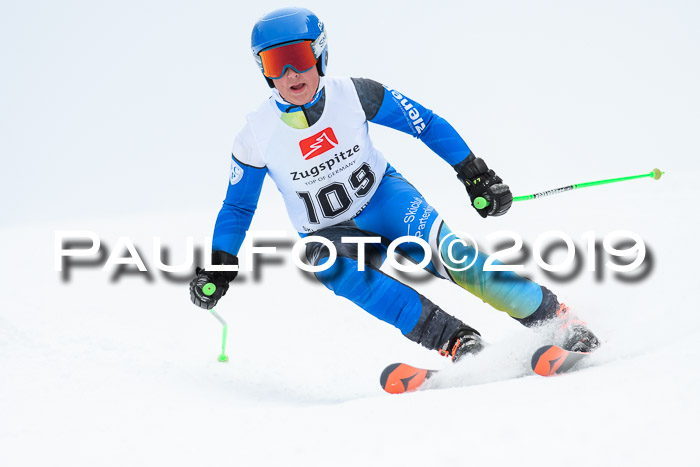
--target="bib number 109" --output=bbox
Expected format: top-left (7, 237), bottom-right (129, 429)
top-left (297, 163), bottom-right (375, 224)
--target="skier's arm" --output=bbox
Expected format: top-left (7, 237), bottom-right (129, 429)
top-left (350, 77), bottom-right (472, 167)
top-left (351, 78), bottom-right (512, 217)
top-left (190, 125), bottom-right (267, 311)
top-left (191, 154), bottom-right (266, 310)
top-left (212, 155), bottom-right (267, 256)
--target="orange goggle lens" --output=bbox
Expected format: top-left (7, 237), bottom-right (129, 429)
top-left (259, 41), bottom-right (317, 79)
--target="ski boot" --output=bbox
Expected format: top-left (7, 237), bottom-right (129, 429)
top-left (439, 325), bottom-right (484, 362)
top-left (551, 303), bottom-right (601, 352)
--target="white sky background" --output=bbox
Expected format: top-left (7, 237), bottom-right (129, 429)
top-left (1, 3), bottom-right (700, 465)
top-left (1, 0), bottom-right (698, 228)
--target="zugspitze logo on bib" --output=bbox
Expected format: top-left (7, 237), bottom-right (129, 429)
top-left (299, 127), bottom-right (338, 160)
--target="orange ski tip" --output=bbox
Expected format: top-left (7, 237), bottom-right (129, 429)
top-left (380, 363), bottom-right (429, 394)
top-left (532, 345), bottom-right (568, 376)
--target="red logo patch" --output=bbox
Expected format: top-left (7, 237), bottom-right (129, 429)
top-left (299, 127), bottom-right (338, 160)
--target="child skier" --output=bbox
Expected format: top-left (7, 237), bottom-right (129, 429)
top-left (189, 7), bottom-right (599, 361)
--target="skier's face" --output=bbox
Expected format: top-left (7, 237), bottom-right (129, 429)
top-left (273, 66), bottom-right (320, 106)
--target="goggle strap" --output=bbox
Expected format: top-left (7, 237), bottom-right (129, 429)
top-left (311, 28), bottom-right (326, 59)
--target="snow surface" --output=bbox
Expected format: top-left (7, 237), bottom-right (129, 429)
top-left (2, 1), bottom-right (700, 466)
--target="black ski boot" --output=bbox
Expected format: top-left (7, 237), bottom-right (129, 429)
top-left (439, 325), bottom-right (484, 362)
top-left (551, 303), bottom-right (601, 352)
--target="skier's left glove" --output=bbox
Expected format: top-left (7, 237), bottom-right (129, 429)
top-left (455, 154), bottom-right (513, 218)
top-left (189, 250), bottom-right (239, 310)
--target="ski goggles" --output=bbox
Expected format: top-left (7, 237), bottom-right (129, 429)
top-left (258, 40), bottom-right (318, 79)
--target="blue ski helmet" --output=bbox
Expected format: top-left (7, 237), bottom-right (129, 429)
top-left (251, 7), bottom-right (328, 87)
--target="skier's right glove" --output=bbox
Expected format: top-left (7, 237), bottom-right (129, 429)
top-left (455, 155), bottom-right (513, 218)
top-left (189, 250), bottom-right (239, 310)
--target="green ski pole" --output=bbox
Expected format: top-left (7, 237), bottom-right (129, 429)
top-left (202, 283), bottom-right (229, 362)
top-left (473, 168), bottom-right (664, 210)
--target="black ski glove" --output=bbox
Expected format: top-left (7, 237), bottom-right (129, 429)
top-left (189, 250), bottom-right (239, 310)
top-left (455, 154), bottom-right (513, 218)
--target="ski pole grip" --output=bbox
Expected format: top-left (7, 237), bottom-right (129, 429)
top-left (473, 197), bottom-right (490, 210)
top-left (202, 283), bottom-right (217, 296)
